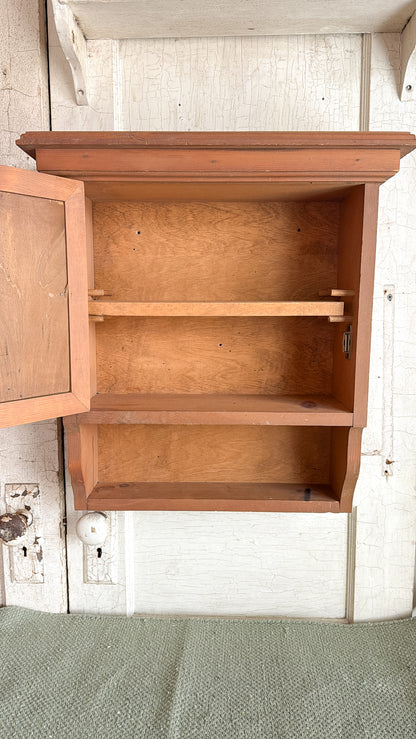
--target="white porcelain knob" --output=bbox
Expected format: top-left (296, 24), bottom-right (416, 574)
top-left (0, 509), bottom-right (33, 547)
top-left (76, 512), bottom-right (108, 546)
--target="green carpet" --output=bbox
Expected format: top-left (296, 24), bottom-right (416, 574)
top-left (1, 607), bottom-right (415, 738)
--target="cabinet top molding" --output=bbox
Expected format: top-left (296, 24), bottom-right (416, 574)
top-left (17, 131), bottom-right (416, 160)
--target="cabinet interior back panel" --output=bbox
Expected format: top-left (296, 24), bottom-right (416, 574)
top-left (96, 316), bottom-right (335, 395)
top-left (93, 200), bottom-right (340, 301)
top-left (98, 425), bottom-right (331, 483)
top-left (0, 192), bottom-right (70, 402)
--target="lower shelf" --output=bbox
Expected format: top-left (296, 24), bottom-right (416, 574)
top-left (65, 420), bottom-right (362, 513)
top-left (86, 482), bottom-right (340, 513)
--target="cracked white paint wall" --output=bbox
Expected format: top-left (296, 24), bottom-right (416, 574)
top-left (1, 1), bottom-right (415, 620)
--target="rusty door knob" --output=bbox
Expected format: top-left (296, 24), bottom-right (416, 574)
top-left (0, 510), bottom-right (33, 546)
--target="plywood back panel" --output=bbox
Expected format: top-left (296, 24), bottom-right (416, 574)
top-left (0, 192), bottom-right (70, 402)
top-left (93, 200), bottom-right (339, 301)
top-left (98, 425), bottom-right (331, 483)
top-left (96, 316), bottom-right (335, 395)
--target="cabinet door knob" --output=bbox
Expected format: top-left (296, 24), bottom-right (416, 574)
top-left (76, 512), bottom-right (109, 546)
top-left (0, 510), bottom-right (33, 546)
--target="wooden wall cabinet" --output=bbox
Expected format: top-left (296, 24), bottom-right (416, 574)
top-left (1, 132), bottom-right (415, 513)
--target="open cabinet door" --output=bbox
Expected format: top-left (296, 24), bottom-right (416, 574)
top-left (0, 165), bottom-right (90, 427)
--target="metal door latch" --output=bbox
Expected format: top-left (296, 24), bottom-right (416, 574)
top-left (343, 325), bottom-right (352, 359)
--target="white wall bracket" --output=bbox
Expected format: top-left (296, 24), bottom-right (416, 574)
top-left (400, 11), bottom-right (416, 101)
top-left (51, 0), bottom-right (88, 105)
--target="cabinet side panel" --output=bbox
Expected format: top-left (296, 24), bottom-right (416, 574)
top-left (331, 427), bottom-right (363, 512)
top-left (332, 184), bottom-right (379, 424)
top-left (0, 192), bottom-right (70, 402)
top-left (353, 184), bottom-right (379, 427)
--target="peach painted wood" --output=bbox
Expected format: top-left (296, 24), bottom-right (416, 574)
top-left (331, 184), bottom-right (379, 426)
top-left (97, 425), bottom-right (331, 484)
top-left (319, 289), bottom-right (355, 297)
top-left (0, 192), bottom-right (70, 401)
top-left (16, 131), bottom-right (416, 159)
top-left (331, 427), bottom-right (363, 513)
top-left (65, 420), bottom-right (98, 510)
top-left (83, 181), bottom-right (353, 202)
top-left (96, 316), bottom-right (335, 395)
top-left (92, 200), bottom-right (339, 302)
top-left (31, 147), bottom-right (400, 184)
top-left (16, 131), bottom-right (416, 158)
top-left (87, 482), bottom-right (340, 513)
top-left (75, 393), bottom-right (353, 426)
top-left (85, 197), bottom-right (97, 397)
top-left (0, 165), bottom-right (90, 428)
top-left (88, 301), bottom-right (344, 318)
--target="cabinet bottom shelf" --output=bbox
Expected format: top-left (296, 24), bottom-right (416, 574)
top-left (86, 482), bottom-right (340, 513)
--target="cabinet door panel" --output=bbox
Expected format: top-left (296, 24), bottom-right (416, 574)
top-left (0, 166), bottom-right (90, 427)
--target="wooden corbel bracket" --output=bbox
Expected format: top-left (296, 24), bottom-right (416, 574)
top-left (400, 11), bottom-right (416, 101)
top-left (51, 0), bottom-right (88, 106)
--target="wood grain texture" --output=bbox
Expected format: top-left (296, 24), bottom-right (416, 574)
top-left (65, 185), bottom-right (91, 411)
top-left (81, 393), bottom-right (353, 426)
top-left (0, 191), bottom-right (69, 402)
top-left (93, 200), bottom-right (339, 302)
top-left (33, 146), bottom-right (401, 183)
top-left (18, 131), bottom-right (416, 157)
top-left (331, 184), bottom-right (379, 425)
top-left (332, 427), bottom-right (363, 513)
top-left (85, 197), bottom-right (97, 397)
top-left (65, 420), bottom-right (98, 509)
top-left (83, 182), bottom-right (355, 202)
top-left (97, 425), bottom-right (331, 484)
top-left (89, 302), bottom-right (344, 317)
top-left (0, 165), bottom-right (90, 428)
top-left (87, 482), bottom-right (340, 513)
top-left (96, 316), bottom-right (335, 395)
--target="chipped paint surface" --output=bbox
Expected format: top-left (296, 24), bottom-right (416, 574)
top-left (3, 485), bottom-right (44, 584)
top-left (83, 511), bottom-right (117, 584)
top-left (353, 33), bottom-right (416, 621)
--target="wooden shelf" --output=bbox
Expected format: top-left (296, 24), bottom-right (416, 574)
top-left (77, 393), bottom-right (353, 426)
top-left (86, 482), bottom-right (340, 513)
top-left (88, 300), bottom-right (344, 318)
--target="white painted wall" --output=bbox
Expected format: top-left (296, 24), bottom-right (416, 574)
top-left (352, 34), bottom-right (416, 620)
top-left (1, 1), bottom-right (415, 620)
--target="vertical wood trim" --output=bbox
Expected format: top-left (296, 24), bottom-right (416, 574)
top-left (345, 507), bottom-right (358, 622)
top-left (65, 186), bottom-right (91, 409)
top-left (65, 422), bottom-right (98, 509)
top-left (353, 183), bottom-right (380, 427)
top-left (112, 40), bottom-right (123, 131)
top-left (85, 197), bottom-right (97, 397)
top-left (360, 34), bottom-right (372, 132)
top-left (382, 284), bottom-right (395, 478)
top-left (124, 511), bottom-right (135, 616)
